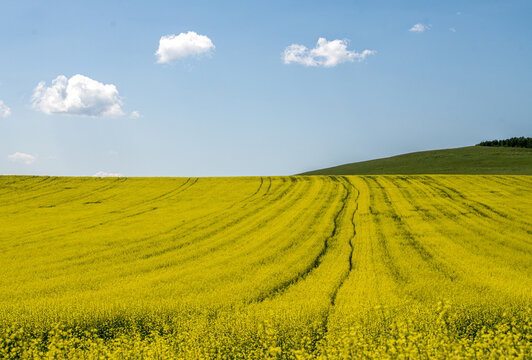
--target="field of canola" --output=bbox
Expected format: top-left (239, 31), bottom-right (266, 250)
top-left (0, 175), bottom-right (531, 359)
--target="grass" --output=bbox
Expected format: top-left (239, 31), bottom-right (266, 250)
top-left (300, 146), bottom-right (532, 175)
top-left (0, 175), bottom-right (531, 359)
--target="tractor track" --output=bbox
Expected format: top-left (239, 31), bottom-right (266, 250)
top-left (253, 176), bottom-right (351, 303)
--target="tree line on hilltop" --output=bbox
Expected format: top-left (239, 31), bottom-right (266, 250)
top-left (476, 136), bottom-right (532, 148)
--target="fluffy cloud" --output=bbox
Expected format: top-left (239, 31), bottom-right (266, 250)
top-left (93, 171), bottom-right (124, 177)
top-left (283, 38), bottom-right (375, 67)
top-left (0, 100), bottom-right (11, 118)
top-left (409, 23), bottom-right (431, 32)
top-left (130, 110), bottom-right (141, 119)
top-left (8, 152), bottom-right (36, 165)
top-left (449, 27), bottom-right (457, 33)
top-left (31, 74), bottom-right (124, 117)
top-left (156, 31), bottom-right (215, 63)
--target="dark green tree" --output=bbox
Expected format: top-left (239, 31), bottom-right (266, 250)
top-left (477, 137), bottom-right (532, 148)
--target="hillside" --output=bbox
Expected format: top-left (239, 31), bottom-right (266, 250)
top-left (300, 146), bottom-right (532, 175)
top-left (1, 175), bottom-right (531, 358)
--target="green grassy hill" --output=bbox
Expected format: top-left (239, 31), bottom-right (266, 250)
top-left (300, 146), bottom-right (532, 175)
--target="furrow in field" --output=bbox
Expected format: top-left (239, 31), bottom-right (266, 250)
top-left (328, 176), bottom-right (359, 307)
top-left (324, 176), bottom-right (417, 337)
top-left (38, 177), bottom-right (130, 208)
top-left (11, 177), bottom-right (307, 284)
top-left (0, 177), bottom-right (129, 230)
top-left (369, 176), bottom-right (458, 281)
top-left (320, 177), bottom-right (361, 341)
top-left (111, 177), bottom-right (272, 238)
top-left (13, 177), bottom-right (279, 271)
top-left (1, 178), bottom-right (179, 248)
top-left (385, 176), bottom-right (532, 294)
top-left (125, 178), bottom-right (304, 261)
top-left (0, 176), bottom-right (55, 198)
top-left (422, 176), bottom-right (530, 228)
top-left (462, 176), bottom-right (532, 227)
top-left (478, 176), bottom-right (532, 218)
top-left (397, 176), bottom-right (531, 255)
top-left (0, 178), bottom-right (261, 275)
top-left (264, 176), bottom-right (272, 195)
top-left (108, 177), bottom-right (317, 279)
top-left (358, 176), bottom-right (406, 283)
top-left (252, 176), bottom-right (350, 303)
top-left (194, 178), bottom-right (336, 273)
top-left (111, 177), bottom-right (200, 210)
top-left (133, 178), bottom-right (340, 304)
top-left (0, 177), bottom-right (73, 206)
top-left (428, 178), bottom-right (529, 299)
top-left (491, 174), bottom-right (532, 188)
top-left (0, 178), bottom-right (143, 250)
top-left (0, 175), bottom-right (38, 191)
top-left (84, 178), bottom-right (200, 226)
top-left (233, 176), bottom-right (358, 356)
top-left (418, 176), bottom-right (532, 250)
top-left (238, 176), bottom-right (263, 204)
top-left (3, 177), bottom-right (204, 251)
top-left (1, 177), bottom-right (125, 210)
top-left (7, 178), bottom-right (330, 305)
top-left (50, 177), bottom-right (194, 229)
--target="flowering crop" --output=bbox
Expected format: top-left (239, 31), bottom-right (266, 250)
top-left (0, 175), bottom-right (530, 359)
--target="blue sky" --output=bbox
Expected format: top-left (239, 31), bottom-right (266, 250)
top-left (1, 0), bottom-right (531, 176)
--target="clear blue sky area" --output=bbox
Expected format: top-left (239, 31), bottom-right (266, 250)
top-left (1, 0), bottom-right (531, 176)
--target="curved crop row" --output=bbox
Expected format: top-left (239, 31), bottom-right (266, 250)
top-left (0, 175), bottom-right (530, 359)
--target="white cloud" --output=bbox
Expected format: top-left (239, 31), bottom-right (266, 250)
top-left (31, 74), bottom-right (124, 117)
top-left (449, 27), bottom-right (457, 33)
top-left (0, 100), bottom-right (11, 118)
top-left (409, 23), bottom-right (431, 32)
top-left (156, 31), bottom-right (215, 64)
top-left (130, 110), bottom-right (142, 119)
top-left (283, 44), bottom-right (317, 66)
top-left (283, 38), bottom-right (375, 68)
top-left (93, 171), bottom-right (124, 177)
top-left (8, 152), bottom-right (36, 165)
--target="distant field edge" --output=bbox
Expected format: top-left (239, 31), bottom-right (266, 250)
top-left (299, 146), bottom-right (532, 175)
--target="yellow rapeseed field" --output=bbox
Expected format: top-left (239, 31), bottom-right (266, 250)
top-left (0, 175), bottom-right (530, 359)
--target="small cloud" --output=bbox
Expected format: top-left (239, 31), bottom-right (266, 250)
top-left (283, 38), bottom-right (375, 68)
top-left (8, 152), bottom-right (36, 165)
top-left (93, 171), bottom-right (124, 177)
top-left (449, 27), bottom-right (457, 33)
top-left (31, 74), bottom-right (124, 117)
top-left (0, 100), bottom-right (11, 118)
top-left (409, 23), bottom-right (431, 33)
top-left (155, 31), bottom-right (215, 64)
top-left (130, 110), bottom-right (142, 119)
top-left (456, 12), bottom-right (462, 16)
